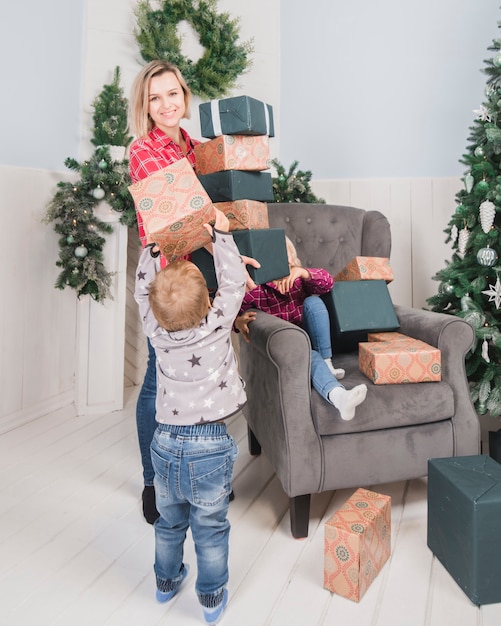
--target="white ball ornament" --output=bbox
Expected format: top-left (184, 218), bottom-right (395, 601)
top-left (92, 186), bottom-right (105, 200)
top-left (74, 245), bottom-right (88, 258)
top-left (477, 246), bottom-right (498, 267)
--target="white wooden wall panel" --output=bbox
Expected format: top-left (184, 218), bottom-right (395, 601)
top-left (75, 204), bottom-right (128, 414)
top-left (312, 176), bottom-right (460, 309)
top-left (0, 166), bottom-right (78, 433)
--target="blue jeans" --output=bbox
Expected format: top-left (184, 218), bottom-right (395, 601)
top-left (151, 422), bottom-right (238, 608)
top-left (302, 296), bottom-right (343, 401)
top-left (136, 338), bottom-right (157, 486)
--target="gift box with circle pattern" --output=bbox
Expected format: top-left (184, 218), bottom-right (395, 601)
top-left (324, 488), bottom-right (391, 602)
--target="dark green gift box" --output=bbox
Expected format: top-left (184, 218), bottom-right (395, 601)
top-left (192, 228), bottom-right (289, 290)
top-left (321, 280), bottom-right (400, 354)
top-left (427, 455), bottom-right (501, 605)
top-left (198, 170), bottom-right (274, 203)
top-left (199, 95), bottom-right (275, 138)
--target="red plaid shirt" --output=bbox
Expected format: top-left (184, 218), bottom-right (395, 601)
top-left (238, 268), bottom-right (334, 326)
top-left (128, 126), bottom-right (201, 262)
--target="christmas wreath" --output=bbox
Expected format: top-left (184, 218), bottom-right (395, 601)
top-left (134, 0), bottom-right (253, 100)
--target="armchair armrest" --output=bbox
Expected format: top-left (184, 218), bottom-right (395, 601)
top-left (394, 304), bottom-right (480, 455)
top-left (238, 310), bottom-right (324, 496)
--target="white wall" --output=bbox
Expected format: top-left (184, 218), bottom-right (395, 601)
top-left (280, 0), bottom-right (501, 179)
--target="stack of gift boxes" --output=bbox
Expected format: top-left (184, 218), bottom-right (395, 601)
top-left (324, 256), bottom-right (442, 384)
top-left (193, 95), bottom-right (289, 288)
top-left (129, 94), bottom-right (290, 288)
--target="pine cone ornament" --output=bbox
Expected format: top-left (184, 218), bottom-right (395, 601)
top-left (479, 200), bottom-right (496, 233)
top-left (457, 227), bottom-right (470, 257)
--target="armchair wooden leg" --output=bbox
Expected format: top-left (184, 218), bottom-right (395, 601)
top-left (248, 426), bottom-right (262, 456)
top-left (289, 494), bottom-right (311, 539)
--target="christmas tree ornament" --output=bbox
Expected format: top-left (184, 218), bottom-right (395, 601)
top-left (477, 246), bottom-right (498, 266)
top-left (493, 52), bottom-right (501, 67)
top-left (474, 105), bottom-right (492, 122)
top-left (440, 282), bottom-right (454, 295)
top-left (475, 179), bottom-right (489, 193)
top-left (98, 159), bottom-right (108, 170)
top-left (464, 173), bottom-right (474, 193)
top-left (66, 235), bottom-right (75, 244)
top-left (475, 145), bottom-right (485, 157)
top-left (457, 227), bottom-right (470, 257)
top-left (450, 224), bottom-right (458, 243)
top-left (74, 245), bottom-right (89, 259)
top-left (482, 338), bottom-right (491, 363)
top-left (482, 275), bottom-right (501, 308)
top-left (92, 186), bottom-right (105, 200)
top-left (479, 200), bottom-right (496, 233)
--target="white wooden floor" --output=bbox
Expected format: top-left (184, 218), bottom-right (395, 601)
top-left (1, 386), bottom-right (501, 626)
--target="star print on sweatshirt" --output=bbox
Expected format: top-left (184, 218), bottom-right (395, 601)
top-left (134, 230), bottom-right (247, 425)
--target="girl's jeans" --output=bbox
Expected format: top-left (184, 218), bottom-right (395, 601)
top-left (136, 338), bottom-right (157, 486)
top-left (302, 296), bottom-right (343, 402)
top-left (151, 422), bottom-right (238, 608)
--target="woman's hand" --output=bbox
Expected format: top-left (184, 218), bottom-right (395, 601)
top-left (234, 311), bottom-right (257, 342)
top-left (273, 266), bottom-right (309, 294)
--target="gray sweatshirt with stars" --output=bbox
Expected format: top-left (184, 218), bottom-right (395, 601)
top-left (134, 229), bottom-right (247, 425)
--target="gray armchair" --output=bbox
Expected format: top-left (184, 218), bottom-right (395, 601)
top-left (239, 203), bottom-right (480, 538)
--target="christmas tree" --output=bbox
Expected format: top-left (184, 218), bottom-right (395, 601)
top-left (271, 159), bottom-right (325, 204)
top-left (428, 25), bottom-right (501, 416)
top-left (44, 67), bottom-right (136, 302)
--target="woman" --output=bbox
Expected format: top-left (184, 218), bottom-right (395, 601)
top-left (128, 60), bottom-right (202, 524)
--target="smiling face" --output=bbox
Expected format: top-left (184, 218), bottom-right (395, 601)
top-left (148, 71), bottom-right (187, 138)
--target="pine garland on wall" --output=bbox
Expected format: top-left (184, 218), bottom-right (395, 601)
top-left (44, 67), bottom-right (136, 302)
top-left (133, 0), bottom-right (253, 99)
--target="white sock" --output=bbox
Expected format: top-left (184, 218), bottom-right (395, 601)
top-left (324, 358), bottom-right (345, 380)
top-left (328, 384), bottom-right (367, 421)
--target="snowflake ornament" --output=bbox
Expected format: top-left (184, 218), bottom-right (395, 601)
top-left (482, 276), bottom-right (501, 309)
top-left (474, 105), bottom-right (492, 122)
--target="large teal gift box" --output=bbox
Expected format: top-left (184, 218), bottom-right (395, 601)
top-left (199, 95), bottom-right (275, 138)
top-left (192, 228), bottom-right (289, 289)
top-left (321, 280), bottom-right (400, 354)
top-left (427, 455), bottom-right (501, 605)
top-left (198, 170), bottom-right (274, 202)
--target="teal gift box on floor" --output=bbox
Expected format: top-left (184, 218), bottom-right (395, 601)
top-left (192, 228), bottom-right (289, 289)
top-left (199, 95), bottom-right (275, 138)
top-left (198, 171), bottom-right (274, 202)
top-left (427, 455), bottom-right (501, 605)
top-left (321, 280), bottom-right (400, 353)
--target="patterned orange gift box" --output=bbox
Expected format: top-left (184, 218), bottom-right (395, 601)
top-left (359, 337), bottom-right (441, 384)
top-left (334, 256), bottom-right (394, 283)
top-left (128, 158), bottom-right (216, 262)
top-left (367, 331), bottom-right (409, 342)
top-left (194, 135), bottom-right (271, 175)
top-left (324, 488), bottom-right (391, 602)
top-left (214, 200), bottom-right (269, 231)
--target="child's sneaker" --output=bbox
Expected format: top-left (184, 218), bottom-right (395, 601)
top-left (203, 588), bottom-right (228, 624)
top-left (156, 564), bottom-right (189, 603)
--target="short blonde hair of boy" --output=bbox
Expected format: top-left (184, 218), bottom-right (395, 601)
top-left (128, 60), bottom-right (192, 139)
top-left (285, 236), bottom-right (302, 267)
top-left (149, 260), bottom-right (210, 332)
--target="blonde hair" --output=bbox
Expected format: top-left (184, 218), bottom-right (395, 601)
top-left (285, 236), bottom-right (302, 267)
top-left (149, 260), bottom-right (210, 331)
top-left (128, 60), bottom-right (192, 139)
